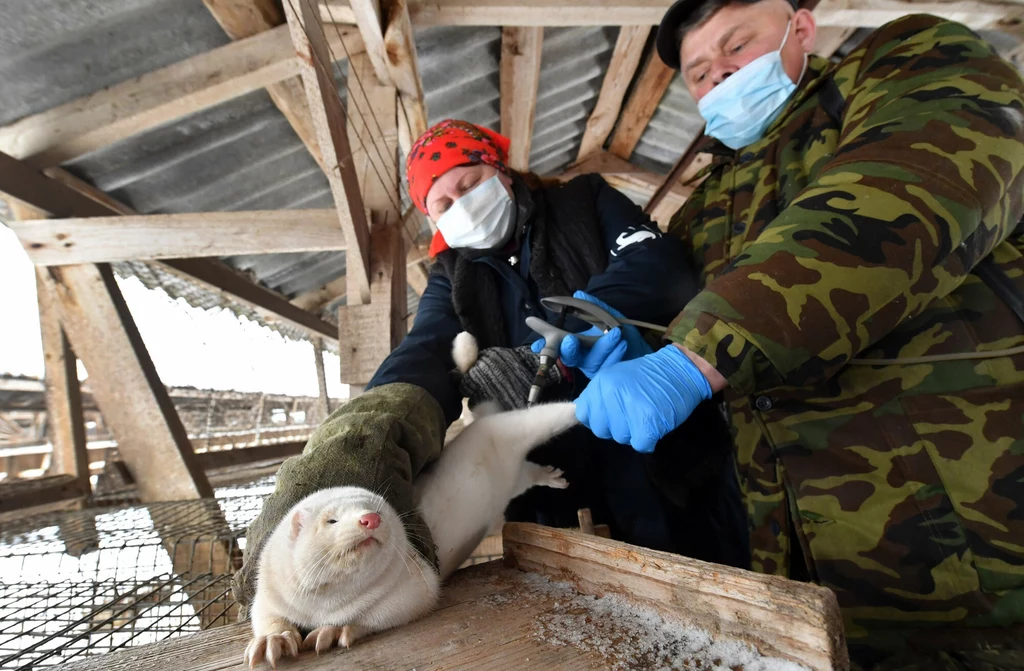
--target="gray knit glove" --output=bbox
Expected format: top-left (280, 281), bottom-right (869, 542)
top-left (455, 345), bottom-right (565, 411)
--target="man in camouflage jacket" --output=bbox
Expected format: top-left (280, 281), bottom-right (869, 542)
top-left (630, 0), bottom-right (1024, 666)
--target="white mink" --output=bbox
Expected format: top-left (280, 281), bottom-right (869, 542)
top-left (244, 333), bottom-right (578, 668)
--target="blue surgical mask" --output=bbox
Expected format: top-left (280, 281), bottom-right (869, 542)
top-left (697, 21), bottom-right (807, 150)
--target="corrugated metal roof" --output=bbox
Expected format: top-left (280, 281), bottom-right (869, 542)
top-left (4, 1), bottom-right (1024, 343)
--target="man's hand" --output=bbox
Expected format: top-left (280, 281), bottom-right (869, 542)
top-left (575, 345), bottom-right (713, 454)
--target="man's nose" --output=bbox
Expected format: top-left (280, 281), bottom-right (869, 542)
top-left (713, 68), bottom-right (735, 86)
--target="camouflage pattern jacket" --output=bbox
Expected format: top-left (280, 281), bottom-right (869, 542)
top-left (666, 14), bottom-right (1024, 660)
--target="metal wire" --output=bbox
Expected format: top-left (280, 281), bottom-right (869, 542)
top-left (289, 0), bottom-right (426, 249)
top-left (0, 478), bottom-right (272, 669)
top-left (0, 473), bottom-right (500, 668)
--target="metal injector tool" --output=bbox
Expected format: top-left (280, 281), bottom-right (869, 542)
top-left (524, 296), bottom-right (623, 406)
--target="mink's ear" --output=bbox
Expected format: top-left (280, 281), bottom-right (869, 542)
top-left (289, 509), bottom-right (307, 541)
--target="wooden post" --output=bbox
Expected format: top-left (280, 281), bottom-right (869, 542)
top-left (284, 0), bottom-right (374, 303)
top-left (36, 272), bottom-right (90, 494)
top-left (38, 264), bottom-right (214, 501)
top-left (337, 53), bottom-right (407, 385)
top-left (11, 199), bottom-right (91, 496)
top-left (500, 27), bottom-right (544, 172)
top-left (312, 337), bottom-right (331, 421)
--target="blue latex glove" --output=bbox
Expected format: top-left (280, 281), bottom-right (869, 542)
top-left (530, 290), bottom-right (653, 379)
top-left (575, 345), bottom-right (712, 454)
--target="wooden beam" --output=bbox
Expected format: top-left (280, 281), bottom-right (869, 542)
top-left (503, 523), bottom-right (849, 671)
top-left (0, 151), bottom-right (339, 342)
top-left (0, 474), bottom-right (87, 515)
top-left (500, 27), bottom-right (544, 172)
top-left (576, 26), bottom-right (651, 162)
top-left (36, 271), bottom-right (91, 494)
top-left (320, 0), bottom-right (1024, 33)
top-left (607, 48), bottom-right (675, 160)
top-left (195, 441), bottom-right (306, 470)
top-left (339, 53), bottom-right (407, 384)
top-left (560, 151), bottom-right (690, 229)
top-left (10, 210), bottom-right (347, 266)
top-left (348, 0), bottom-right (393, 85)
top-left (385, 0), bottom-right (430, 151)
top-left (0, 26), bottom-right (362, 168)
top-left (9, 198), bottom-right (91, 492)
top-left (203, 1), bottom-right (325, 171)
top-left (812, 0), bottom-right (1023, 32)
top-left (39, 263), bottom-right (214, 501)
top-left (813, 26), bottom-right (856, 57)
top-left (644, 132), bottom-right (708, 219)
top-left (285, 0), bottom-right (373, 304)
top-left (312, 338), bottom-right (332, 421)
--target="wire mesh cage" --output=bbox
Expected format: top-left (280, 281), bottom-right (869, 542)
top-left (0, 478), bottom-right (273, 669)
top-left (0, 475), bottom-right (504, 669)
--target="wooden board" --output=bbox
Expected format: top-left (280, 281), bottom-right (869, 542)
top-left (39, 264), bottom-right (214, 502)
top-left (318, 0), bottom-right (1024, 34)
top-left (0, 152), bottom-right (339, 343)
top-left (504, 523), bottom-right (850, 671)
top-left (500, 26), bottom-right (544, 172)
top-left (52, 525), bottom-right (848, 671)
top-left (9, 210), bottom-right (347, 266)
top-left (608, 48), bottom-right (676, 160)
top-left (0, 26), bottom-right (363, 169)
top-left (576, 26), bottom-right (651, 162)
top-left (285, 0), bottom-right (374, 304)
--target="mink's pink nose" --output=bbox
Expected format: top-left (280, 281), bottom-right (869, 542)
top-left (358, 513), bottom-right (381, 530)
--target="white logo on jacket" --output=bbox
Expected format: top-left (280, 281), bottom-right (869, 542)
top-left (610, 226), bottom-right (660, 257)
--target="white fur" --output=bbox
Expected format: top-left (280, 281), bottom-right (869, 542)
top-left (245, 331), bottom-right (579, 667)
top-left (451, 331), bottom-right (479, 374)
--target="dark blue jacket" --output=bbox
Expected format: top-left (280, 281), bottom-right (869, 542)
top-left (367, 174), bottom-right (701, 426)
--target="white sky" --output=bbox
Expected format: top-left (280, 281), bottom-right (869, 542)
top-left (0, 225), bottom-right (348, 398)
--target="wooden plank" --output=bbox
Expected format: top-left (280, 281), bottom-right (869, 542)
top-left (319, 0), bottom-right (1024, 32)
top-left (500, 27), bottom-right (544, 172)
top-left (51, 553), bottom-right (846, 671)
top-left (0, 151), bottom-right (339, 343)
top-left (9, 210), bottom-right (347, 266)
top-left (38, 264), bottom-right (214, 502)
top-left (195, 441), bottom-right (306, 470)
top-left (607, 48), bottom-right (675, 160)
top-left (503, 523), bottom-right (850, 671)
top-left (812, 0), bottom-right (1023, 31)
top-left (348, 0), bottom-right (393, 85)
top-left (559, 151), bottom-right (690, 229)
top-left (0, 474), bottom-right (86, 514)
top-left (36, 271), bottom-right (90, 492)
top-left (385, 0), bottom-right (429, 150)
top-left (813, 25), bottom-right (856, 57)
top-left (576, 26), bottom-right (651, 162)
top-left (312, 337), bottom-right (332, 421)
top-left (338, 53), bottom-right (407, 384)
top-left (285, 0), bottom-right (373, 303)
top-left (643, 132), bottom-right (708, 218)
top-left (159, 258), bottom-right (339, 341)
top-left (201, 0), bottom-right (285, 35)
top-left (408, 0), bottom-right (678, 26)
top-left (0, 27), bottom-right (303, 166)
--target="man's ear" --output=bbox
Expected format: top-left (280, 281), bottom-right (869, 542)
top-left (289, 509), bottom-right (307, 541)
top-left (794, 7), bottom-right (817, 53)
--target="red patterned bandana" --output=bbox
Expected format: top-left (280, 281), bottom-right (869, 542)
top-left (405, 120), bottom-right (512, 257)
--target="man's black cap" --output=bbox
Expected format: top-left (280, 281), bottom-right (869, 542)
top-left (656, 0), bottom-right (799, 70)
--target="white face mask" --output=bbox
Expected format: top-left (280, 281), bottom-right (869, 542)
top-left (435, 174), bottom-right (515, 251)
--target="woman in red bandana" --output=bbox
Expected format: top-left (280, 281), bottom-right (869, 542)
top-left (381, 118), bottom-right (746, 566)
top-left (236, 120), bottom-right (749, 602)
